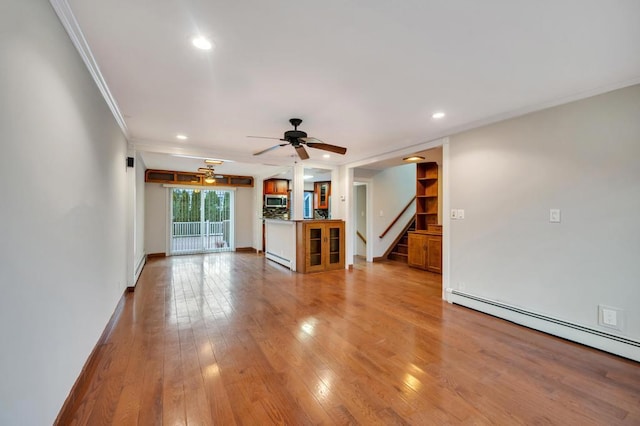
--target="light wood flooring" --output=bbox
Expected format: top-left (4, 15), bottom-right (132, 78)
top-left (58, 253), bottom-right (640, 425)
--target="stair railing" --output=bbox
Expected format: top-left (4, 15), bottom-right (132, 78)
top-left (379, 196), bottom-right (416, 239)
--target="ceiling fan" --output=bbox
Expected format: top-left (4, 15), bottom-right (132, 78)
top-left (197, 163), bottom-right (224, 184)
top-left (249, 118), bottom-right (347, 160)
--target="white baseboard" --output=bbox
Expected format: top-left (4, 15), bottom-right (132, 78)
top-left (446, 289), bottom-right (640, 362)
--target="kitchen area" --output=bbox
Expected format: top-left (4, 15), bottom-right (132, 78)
top-left (262, 169), bottom-right (345, 273)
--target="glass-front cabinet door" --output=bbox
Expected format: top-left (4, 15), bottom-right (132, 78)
top-left (305, 223), bottom-right (326, 273)
top-left (326, 223), bottom-right (344, 269)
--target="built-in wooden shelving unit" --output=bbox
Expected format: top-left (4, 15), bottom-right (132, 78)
top-left (415, 162), bottom-right (438, 230)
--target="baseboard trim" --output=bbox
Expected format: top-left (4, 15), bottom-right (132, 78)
top-left (54, 289), bottom-right (131, 425)
top-left (147, 252), bottom-right (166, 258)
top-left (447, 289), bottom-right (640, 362)
top-left (372, 256), bottom-right (387, 262)
top-left (235, 247), bottom-right (255, 252)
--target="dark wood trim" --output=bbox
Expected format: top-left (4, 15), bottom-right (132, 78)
top-left (145, 169), bottom-right (254, 187)
top-left (356, 230), bottom-right (367, 245)
top-left (372, 256), bottom-right (388, 262)
top-left (147, 252), bottom-right (166, 258)
top-left (378, 196), bottom-right (416, 239)
top-left (54, 289), bottom-right (131, 425)
top-left (235, 247), bottom-right (255, 253)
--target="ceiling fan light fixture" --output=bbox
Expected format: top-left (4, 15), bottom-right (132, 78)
top-left (204, 176), bottom-right (216, 184)
top-left (403, 155), bottom-right (425, 162)
top-left (192, 36), bottom-right (213, 50)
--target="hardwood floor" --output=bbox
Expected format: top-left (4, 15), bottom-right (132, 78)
top-left (58, 253), bottom-right (640, 425)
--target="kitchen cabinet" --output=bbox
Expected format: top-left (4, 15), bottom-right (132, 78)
top-left (264, 179), bottom-right (289, 195)
top-left (407, 226), bottom-right (442, 273)
top-left (314, 181), bottom-right (330, 209)
top-left (296, 220), bottom-right (344, 273)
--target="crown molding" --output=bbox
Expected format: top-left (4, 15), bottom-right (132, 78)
top-left (49, 0), bottom-right (129, 139)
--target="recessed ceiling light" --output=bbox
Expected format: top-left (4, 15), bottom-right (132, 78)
top-left (323, 154), bottom-right (330, 159)
top-left (303, 175), bottom-right (314, 180)
top-left (432, 112), bottom-right (445, 119)
top-left (204, 159), bottom-right (223, 165)
top-left (176, 134), bottom-right (188, 140)
top-left (403, 155), bottom-right (425, 162)
top-left (192, 36), bottom-right (213, 50)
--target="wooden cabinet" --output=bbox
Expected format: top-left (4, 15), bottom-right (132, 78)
top-left (264, 179), bottom-right (289, 195)
top-left (415, 162), bottom-right (438, 230)
top-left (314, 181), bottom-right (330, 209)
top-left (145, 169), bottom-right (254, 187)
top-left (296, 220), bottom-right (344, 273)
top-left (408, 227), bottom-right (442, 273)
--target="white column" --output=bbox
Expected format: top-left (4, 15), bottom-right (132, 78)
top-left (291, 163), bottom-right (305, 220)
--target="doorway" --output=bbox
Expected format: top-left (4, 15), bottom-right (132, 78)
top-left (353, 182), bottom-right (371, 262)
top-left (169, 188), bottom-right (234, 254)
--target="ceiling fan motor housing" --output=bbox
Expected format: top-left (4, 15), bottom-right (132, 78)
top-left (284, 130), bottom-right (307, 144)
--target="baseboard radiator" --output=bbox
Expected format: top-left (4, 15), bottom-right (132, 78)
top-left (133, 254), bottom-right (146, 286)
top-left (265, 251), bottom-right (293, 271)
top-left (447, 289), bottom-right (640, 362)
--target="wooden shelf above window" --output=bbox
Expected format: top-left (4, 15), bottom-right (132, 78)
top-left (145, 169), bottom-right (254, 187)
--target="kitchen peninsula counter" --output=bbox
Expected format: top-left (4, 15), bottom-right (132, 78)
top-left (264, 219), bottom-right (345, 272)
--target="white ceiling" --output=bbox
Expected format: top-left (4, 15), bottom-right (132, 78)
top-left (64, 0), bottom-right (640, 176)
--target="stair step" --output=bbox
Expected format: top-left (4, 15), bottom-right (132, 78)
top-left (388, 252), bottom-right (408, 263)
top-left (394, 245), bottom-right (408, 255)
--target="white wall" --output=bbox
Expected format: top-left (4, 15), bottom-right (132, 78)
top-left (235, 187), bottom-right (254, 248)
top-left (0, 1), bottom-right (129, 424)
top-left (370, 164), bottom-right (416, 257)
top-left (134, 152), bottom-right (146, 276)
top-left (449, 84), bottom-right (640, 342)
top-left (144, 184), bottom-right (255, 253)
top-left (144, 183), bottom-right (168, 254)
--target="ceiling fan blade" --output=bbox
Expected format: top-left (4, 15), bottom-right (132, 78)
top-left (305, 141), bottom-right (347, 155)
top-left (247, 136), bottom-right (286, 140)
top-left (253, 143), bottom-right (288, 156)
top-left (295, 145), bottom-right (310, 160)
top-left (299, 137), bottom-right (322, 143)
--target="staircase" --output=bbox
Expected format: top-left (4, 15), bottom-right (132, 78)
top-left (387, 219), bottom-right (415, 263)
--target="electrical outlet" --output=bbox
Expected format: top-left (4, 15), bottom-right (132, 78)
top-left (598, 305), bottom-right (624, 330)
top-left (602, 309), bottom-right (617, 326)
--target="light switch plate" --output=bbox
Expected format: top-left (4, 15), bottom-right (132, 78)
top-left (549, 209), bottom-right (561, 223)
top-left (457, 209), bottom-right (465, 219)
top-left (450, 209), bottom-right (458, 219)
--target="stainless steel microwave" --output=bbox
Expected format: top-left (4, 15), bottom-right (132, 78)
top-left (265, 194), bottom-right (287, 208)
